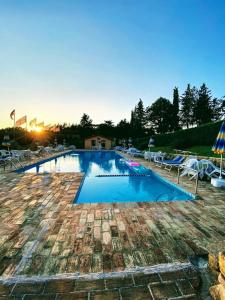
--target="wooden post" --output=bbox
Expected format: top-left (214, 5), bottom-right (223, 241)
top-left (177, 167), bottom-right (180, 184)
top-left (195, 173), bottom-right (199, 195)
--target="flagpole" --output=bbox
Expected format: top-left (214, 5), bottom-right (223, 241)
top-left (13, 111), bottom-right (16, 141)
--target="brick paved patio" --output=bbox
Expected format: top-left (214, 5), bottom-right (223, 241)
top-left (0, 265), bottom-right (201, 299)
top-left (0, 152), bottom-right (224, 298)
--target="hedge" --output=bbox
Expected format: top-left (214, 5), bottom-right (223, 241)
top-left (135, 120), bottom-right (223, 149)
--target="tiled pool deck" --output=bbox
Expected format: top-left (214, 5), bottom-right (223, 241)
top-left (0, 152), bottom-right (224, 299)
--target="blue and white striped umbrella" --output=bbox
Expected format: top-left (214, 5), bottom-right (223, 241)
top-left (212, 122), bottom-right (225, 178)
top-left (212, 122), bottom-right (225, 154)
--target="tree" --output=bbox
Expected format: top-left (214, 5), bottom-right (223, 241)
top-left (171, 87), bottom-right (180, 131)
top-left (79, 113), bottom-right (93, 138)
top-left (194, 83), bottom-right (213, 125)
top-left (180, 84), bottom-right (195, 128)
top-left (115, 119), bottom-right (131, 139)
top-left (211, 97), bottom-right (225, 122)
top-left (135, 98), bottom-right (146, 128)
top-left (130, 98), bottom-right (146, 136)
top-left (146, 97), bottom-right (173, 134)
top-left (130, 110), bottom-right (135, 128)
top-left (97, 120), bottom-right (115, 137)
top-left (80, 113), bottom-right (93, 127)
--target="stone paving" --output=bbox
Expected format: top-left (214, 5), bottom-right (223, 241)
top-left (0, 152), bottom-right (224, 298)
top-left (0, 265), bottom-right (201, 299)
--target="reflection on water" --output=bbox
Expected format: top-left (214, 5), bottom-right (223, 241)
top-left (25, 151), bottom-right (133, 176)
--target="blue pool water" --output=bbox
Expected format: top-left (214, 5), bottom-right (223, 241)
top-left (22, 151), bottom-right (194, 203)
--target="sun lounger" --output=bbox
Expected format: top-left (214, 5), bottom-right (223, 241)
top-left (156, 155), bottom-right (183, 168)
top-left (200, 159), bottom-right (225, 178)
top-left (126, 148), bottom-right (144, 157)
top-left (161, 156), bottom-right (185, 171)
top-left (179, 159), bottom-right (206, 180)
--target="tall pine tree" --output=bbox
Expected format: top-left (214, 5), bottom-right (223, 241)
top-left (194, 83), bottom-right (213, 125)
top-left (130, 98), bottom-right (146, 136)
top-left (172, 87), bottom-right (180, 131)
top-left (180, 84), bottom-right (195, 128)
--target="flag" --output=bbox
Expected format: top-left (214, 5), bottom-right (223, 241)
top-left (10, 109), bottom-right (15, 120)
top-left (15, 115), bottom-right (27, 127)
top-left (29, 118), bottom-right (37, 127)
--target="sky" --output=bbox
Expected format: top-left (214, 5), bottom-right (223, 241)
top-left (0, 0), bottom-right (225, 128)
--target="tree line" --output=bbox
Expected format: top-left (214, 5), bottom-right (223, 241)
top-left (1, 83), bottom-right (225, 149)
top-left (59, 83), bottom-right (225, 147)
top-left (139, 83), bottom-right (225, 134)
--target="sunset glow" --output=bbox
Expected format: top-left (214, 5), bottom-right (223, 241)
top-left (31, 127), bottom-right (43, 133)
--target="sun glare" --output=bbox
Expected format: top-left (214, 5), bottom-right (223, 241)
top-left (32, 127), bottom-right (43, 133)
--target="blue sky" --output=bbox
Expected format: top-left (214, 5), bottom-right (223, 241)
top-left (0, 0), bottom-right (225, 128)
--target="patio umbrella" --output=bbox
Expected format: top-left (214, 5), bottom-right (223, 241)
top-left (148, 137), bottom-right (154, 152)
top-left (212, 122), bottom-right (225, 178)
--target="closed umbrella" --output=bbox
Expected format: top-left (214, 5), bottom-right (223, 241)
top-left (148, 137), bottom-right (154, 152)
top-left (212, 122), bottom-right (225, 179)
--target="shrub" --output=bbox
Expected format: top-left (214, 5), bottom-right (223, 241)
top-left (135, 121), bottom-right (223, 149)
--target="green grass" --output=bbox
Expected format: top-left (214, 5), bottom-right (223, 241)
top-left (145, 145), bottom-right (221, 158)
top-left (186, 146), bottom-right (220, 158)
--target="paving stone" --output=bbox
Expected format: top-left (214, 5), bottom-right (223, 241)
top-left (90, 290), bottom-right (120, 300)
top-left (44, 279), bottom-right (75, 293)
top-left (189, 277), bottom-right (201, 289)
top-left (105, 275), bottom-right (133, 289)
top-left (23, 295), bottom-right (56, 300)
top-left (0, 297), bottom-right (23, 300)
top-left (75, 279), bottom-right (105, 291)
top-left (56, 291), bottom-right (88, 299)
top-left (133, 273), bottom-right (161, 285)
top-left (103, 254), bottom-right (112, 272)
top-left (149, 282), bottom-right (181, 299)
top-left (79, 255), bottom-right (92, 274)
top-left (12, 282), bottom-right (44, 295)
top-left (159, 270), bottom-right (186, 281)
top-left (0, 283), bottom-right (15, 296)
top-left (120, 286), bottom-right (153, 300)
top-left (176, 279), bottom-right (196, 295)
top-left (112, 253), bottom-right (125, 270)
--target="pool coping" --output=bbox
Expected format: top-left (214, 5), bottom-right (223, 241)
top-left (0, 262), bottom-right (193, 284)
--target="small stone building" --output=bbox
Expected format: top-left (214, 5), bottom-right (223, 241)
top-left (84, 136), bottom-right (112, 150)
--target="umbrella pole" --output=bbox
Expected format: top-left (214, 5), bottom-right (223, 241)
top-left (220, 153), bottom-right (223, 179)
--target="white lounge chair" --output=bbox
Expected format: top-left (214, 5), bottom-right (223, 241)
top-left (179, 159), bottom-right (207, 180)
top-left (200, 159), bottom-right (225, 178)
top-left (127, 148), bottom-right (144, 157)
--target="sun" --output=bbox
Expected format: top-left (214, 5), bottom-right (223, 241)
top-left (33, 126), bottom-right (43, 133)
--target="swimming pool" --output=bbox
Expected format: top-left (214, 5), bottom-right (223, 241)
top-left (20, 151), bottom-right (194, 203)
